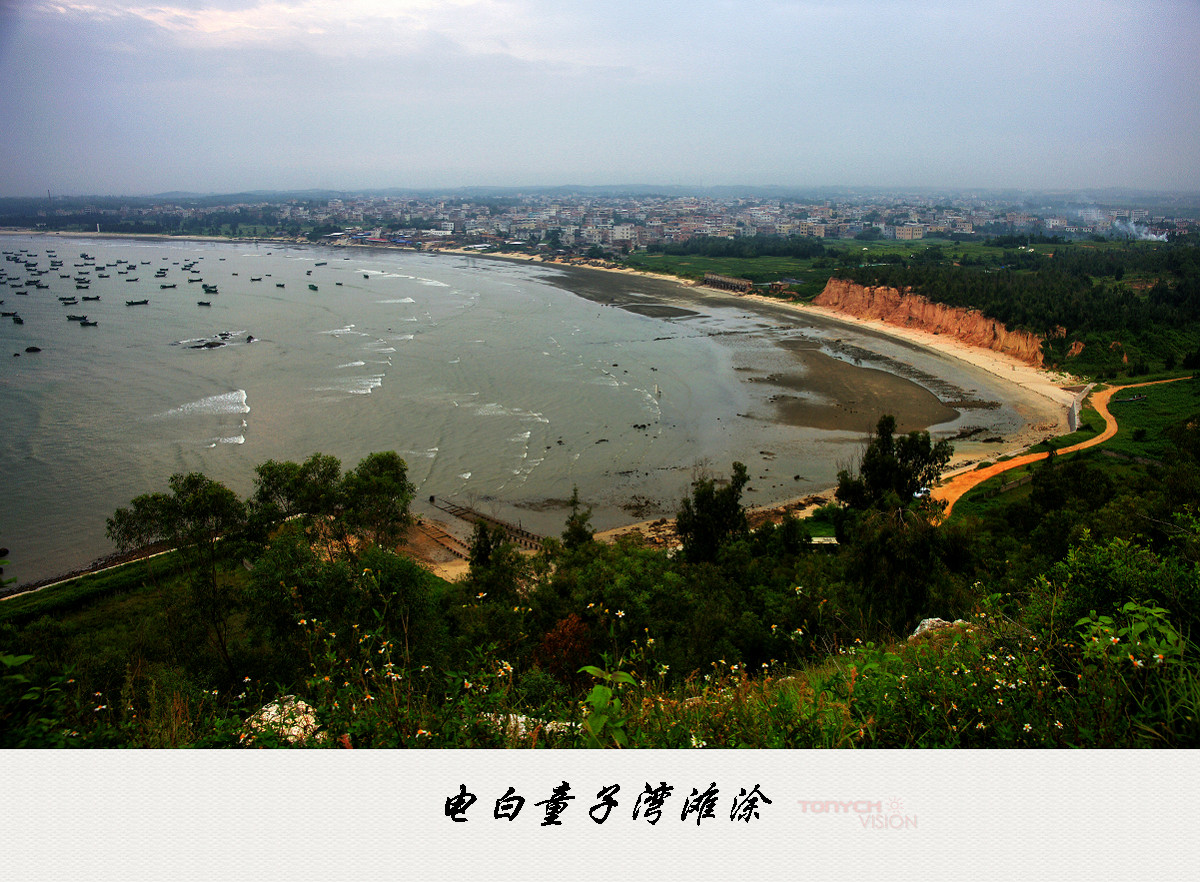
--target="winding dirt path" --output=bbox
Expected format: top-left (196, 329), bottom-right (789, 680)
top-left (932, 378), bottom-right (1184, 517)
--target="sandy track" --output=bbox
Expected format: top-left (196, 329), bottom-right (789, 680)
top-left (932, 378), bottom-right (1184, 516)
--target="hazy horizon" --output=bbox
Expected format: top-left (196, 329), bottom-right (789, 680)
top-left (1, 1), bottom-right (1198, 198)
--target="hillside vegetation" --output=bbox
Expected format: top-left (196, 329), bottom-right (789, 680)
top-left (628, 235), bottom-right (1200, 378)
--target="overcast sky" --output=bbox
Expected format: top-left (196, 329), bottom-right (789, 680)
top-left (0, 0), bottom-right (1197, 196)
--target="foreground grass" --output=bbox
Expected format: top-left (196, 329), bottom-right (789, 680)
top-left (6, 592), bottom-right (1196, 748)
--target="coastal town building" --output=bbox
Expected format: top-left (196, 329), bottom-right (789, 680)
top-left (11, 189), bottom-right (1193, 249)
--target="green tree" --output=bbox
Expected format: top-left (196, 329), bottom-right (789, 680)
top-left (341, 451), bottom-right (414, 552)
top-left (836, 415), bottom-right (952, 511)
top-left (561, 486), bottom-right (595, 551)
top-left (675, 462), bottom-right (750, 565)
top-left (108, 473), bottom-right (247, 675)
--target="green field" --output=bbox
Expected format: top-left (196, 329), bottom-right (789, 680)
top-left (623, 251), bottom-right (837, 295)
top-left (622, 236), bottom-right (1071, 298)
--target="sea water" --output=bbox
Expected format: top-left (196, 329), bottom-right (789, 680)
top-left (0, 234), bottom-right (1047, 586)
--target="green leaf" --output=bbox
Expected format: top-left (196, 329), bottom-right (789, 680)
top-left (578, 665), bottom-right (607, 679)
top-left (610, 671), bottom-right (637, 686)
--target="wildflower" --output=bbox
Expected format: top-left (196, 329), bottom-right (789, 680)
top-left (996, 697), bottom-right (1003, 706)
top-left (416, 729), bottom-right (430, 737)
top-left (690, 735), bottom-right (707, 748)
top-left (975, 722), bottom-right (986, 730)
top-left (1130, 656), bottom-right (1144, 668)
top-left (1110, 636), bottom-right (1119, 644)
top-left (297, 619), bottom-right (307, 625)
top-left (1155, 654), bottom-right (1165, 664)
top-left (587, 603), bottom-right (594, 609)
top-left (646, 637), bottom-right (655, 646)
top-left (1055, 720), bottom-right (1064, 729)
top-left (616, 610), bottom-right (625, 618)
top-left (476, 592), bottom-right (487, 599)
top-left (1023, 723), bottom-right (1032, 732)
top-left (463, 680), bottom-right (473, 690)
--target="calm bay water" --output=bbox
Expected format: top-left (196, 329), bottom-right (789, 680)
top-left (1, 234), bottom-right (1047, 586)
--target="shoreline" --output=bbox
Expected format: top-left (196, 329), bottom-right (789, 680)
top-left (3, 230), bottom-right (1085, 587)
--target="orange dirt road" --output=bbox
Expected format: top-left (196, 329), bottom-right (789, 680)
top-left (933, 378), bottom-right (1184, 518)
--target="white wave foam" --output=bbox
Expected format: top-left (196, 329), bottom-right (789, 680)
top-left (390, 274), bottom-right (449, 288)
top-left (458, 472), bottom-right (471, 480)
top-left (311, 375), bottom-right (383, 395)
top-left (204, 435), bottom-right (246, 448)
top-left (401, 447), bottom-right (439, 459)
top-left (158, 390), bottom-right (249, 418)
top-left (376, 297), bottom-right (416, 304)
top-left (338, 361), bottom-right (367, 369)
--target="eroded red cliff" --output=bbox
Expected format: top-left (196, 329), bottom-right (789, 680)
top-left (813, 279), bottom-right (1045, 367)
